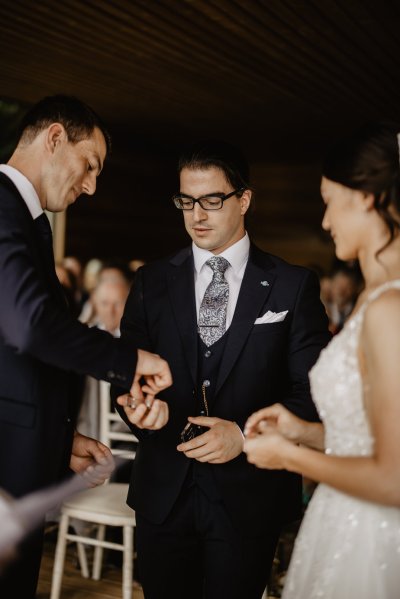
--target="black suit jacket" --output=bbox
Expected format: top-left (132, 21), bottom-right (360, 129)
top-left (114, 244), bottom-right (331, 534)
top-left (0, 173), bottom-right (136, 498)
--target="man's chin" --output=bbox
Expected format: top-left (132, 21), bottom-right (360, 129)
top-left (190, 232), bottom-right (214, 248)
top-left (193, 240), bottom-right (215, 251)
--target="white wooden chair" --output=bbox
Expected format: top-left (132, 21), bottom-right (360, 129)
top-left (50, 381), bottom-right (138, 599)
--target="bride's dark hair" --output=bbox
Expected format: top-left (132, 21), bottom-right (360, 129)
top-left (323, 122), bottom-right (400, 254)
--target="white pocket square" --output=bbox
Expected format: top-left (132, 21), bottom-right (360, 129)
top-left (254, 310), bottom-right (288, 324)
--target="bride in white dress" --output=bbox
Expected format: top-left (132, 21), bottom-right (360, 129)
top-left (243, 123), bottom-right (400, 599)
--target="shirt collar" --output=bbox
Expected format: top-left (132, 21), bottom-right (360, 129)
top-left (192, 232), bottom-right (250, 275)
top-left (0, 164), bottom-right (43, 219)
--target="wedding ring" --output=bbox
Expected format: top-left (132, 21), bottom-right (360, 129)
top-left (127, 395), bottom-right (137, 409)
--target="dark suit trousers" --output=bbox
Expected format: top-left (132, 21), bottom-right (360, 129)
top-left (135, 483), bottom-right (280, 599)
top-left (0, 524), bottom-right (44, 598)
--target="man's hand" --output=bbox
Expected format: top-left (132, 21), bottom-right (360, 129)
top-left (70, 432), bottom-right (115, 486)
top-left (176, 416), bottom-right (244, 464)
top-left (117, 393), bottom-right (169, 430)
top-left (130, 349), bottom-right (172, 400)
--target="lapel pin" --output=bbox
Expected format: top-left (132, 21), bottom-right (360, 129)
top-left (260, 280), bottom-right (269, 287)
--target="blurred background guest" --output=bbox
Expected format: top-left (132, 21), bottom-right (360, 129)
top-left (77, 275), bottom-right (131, 438)
top-left (78, 258), bottom-right (104, 323)
top-left (128, 257), bottom-right (146, 275)
top-left (79, 260), bottom-right (132, 326)
top-left (62, 255), bottom-right (87, 314)
top-left (313, 260), bottom-right (364, 335)
top-left (329, 261), bottom-right (363, 334)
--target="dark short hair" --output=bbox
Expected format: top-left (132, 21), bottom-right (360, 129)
top-left (178, 140), bottom-right (250, 191)
top-left (18, 94), bottom-right (111, 152)
top-left (99, 261), bottom-right (133, 285)
top-left (323, 122), bottom-right (400, 254)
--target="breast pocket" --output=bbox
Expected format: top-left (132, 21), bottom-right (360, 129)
top-left (245, 322), bottom-right (288, 376)
top-left (251, 321), bottom-right (287, 334)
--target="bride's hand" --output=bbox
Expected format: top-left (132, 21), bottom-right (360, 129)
top-left (244, 403), bottom-right (306, 443)
top-left (243, 426), bottom-right (295, 470)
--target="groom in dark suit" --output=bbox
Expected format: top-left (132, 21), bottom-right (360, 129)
top-left (114, 141), bottom-right (331, 598)
top-left (0, 95), bottom-right (171, 598)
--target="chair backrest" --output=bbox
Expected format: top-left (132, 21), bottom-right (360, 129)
top-left (98, 381), bottom-right (138, 461)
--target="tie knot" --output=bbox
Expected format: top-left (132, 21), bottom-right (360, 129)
top-left (206, 256), bottom-right (230, 274)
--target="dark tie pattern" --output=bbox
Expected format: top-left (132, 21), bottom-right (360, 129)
top-left (198, 256), bottom-right (230, 347)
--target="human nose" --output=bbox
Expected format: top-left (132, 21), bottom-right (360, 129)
top-left (192, 201), bottom-right (207, 221)
top-left (321, 207), bottom-right (330, 231)
top-left (82, 172), bottom-right (97, 196)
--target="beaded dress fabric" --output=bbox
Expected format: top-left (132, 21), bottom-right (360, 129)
top-left (283, 281), bottom-right (400, 599)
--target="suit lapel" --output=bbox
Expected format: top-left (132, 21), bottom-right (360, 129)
top-left (0, 173), bottom-right (67, 308)
top-left (215, 247), bottom-right (276, 395)
top-left (167, 248), bottom-right (198, 386)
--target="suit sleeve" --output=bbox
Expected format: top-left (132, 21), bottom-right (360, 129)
top-left (282, 268), bottom-right (331, 421)
top-left (0, 200), bottom-right (137, 388)
top-left (110, 268), bottom-right (154, 440)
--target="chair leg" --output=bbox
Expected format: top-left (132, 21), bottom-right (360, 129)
top-left (122, 525), bottom-right (134, 599)
top-left (92, 524), bottom-right (106, 580)
top-left (50, 513), bottom-right (69, 599)
top-left (76, 541), bottom-right (90, 578)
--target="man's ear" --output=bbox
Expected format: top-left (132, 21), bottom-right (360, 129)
top-left (45, 123), bottom-right (67, 154)
top-left (240, 189), bottom-right (252, 215)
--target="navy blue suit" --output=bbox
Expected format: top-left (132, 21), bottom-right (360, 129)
top-left (0, 172), bottom-right (137, 596)
top-left (113, 244), bottom-right (331, 598)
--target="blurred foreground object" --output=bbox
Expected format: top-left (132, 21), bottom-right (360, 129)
top-left (0, 454), bottom-right (114, 573)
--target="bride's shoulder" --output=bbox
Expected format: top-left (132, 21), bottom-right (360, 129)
top-left (363, 286), bottom-right (400, 335)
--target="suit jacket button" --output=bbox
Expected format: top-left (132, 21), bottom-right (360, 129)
top-left (107, 370), bottom-right (116, 379)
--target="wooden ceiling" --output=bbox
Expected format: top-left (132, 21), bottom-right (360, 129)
top-left (1, 1), bottom-right (400, 265)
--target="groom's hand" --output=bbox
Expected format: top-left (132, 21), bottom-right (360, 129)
top-left (177, 416), bottom-right (244, 464)
top-left (117, 393), bottom-right (169, 430)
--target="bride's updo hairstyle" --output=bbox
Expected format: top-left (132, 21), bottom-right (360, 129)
top-left (322, 122), bottom-right (400, 253)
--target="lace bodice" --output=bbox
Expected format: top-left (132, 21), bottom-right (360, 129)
top-left (283, 280), bottom-right (400, 599)
top-left (310, 280), bottom-right (400, 458)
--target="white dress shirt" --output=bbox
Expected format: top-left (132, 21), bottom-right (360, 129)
top-left (0, 164), bottom-right (43, 219)
top-left (192, 232), bottom-right (250, 330)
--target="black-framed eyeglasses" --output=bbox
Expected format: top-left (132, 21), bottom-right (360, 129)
top-left (172, 188), bottom-right (244, 211)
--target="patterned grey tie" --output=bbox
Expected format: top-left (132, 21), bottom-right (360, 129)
top-left (198, 256), bottom-right (230, 347)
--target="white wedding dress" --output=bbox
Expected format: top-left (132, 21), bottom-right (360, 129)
top-left (282, 280), bottom-right (400, 599)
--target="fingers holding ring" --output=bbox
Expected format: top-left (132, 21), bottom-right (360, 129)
top-left (126, 394), bottom-right (137, 409)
